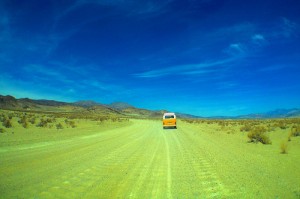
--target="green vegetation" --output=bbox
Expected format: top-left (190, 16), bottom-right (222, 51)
top-left (247, 126), bottom-right (271, 144)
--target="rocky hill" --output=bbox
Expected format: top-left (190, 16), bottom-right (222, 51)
top-left (0, 95), bottom-right (168, 118)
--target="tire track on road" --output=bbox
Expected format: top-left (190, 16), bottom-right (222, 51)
top-left (182, 124), bottom-right (235, 198)
top-left (171, 125), bottom-right (230, 198)
top-left (162, 131), bottom-right (173, 199)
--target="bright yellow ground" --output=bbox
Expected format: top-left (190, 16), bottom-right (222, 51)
top-left (1, 119), bottom-right (300, 198)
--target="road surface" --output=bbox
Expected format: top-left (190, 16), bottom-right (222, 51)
top-left (1, 119), bottom-right (299, 198)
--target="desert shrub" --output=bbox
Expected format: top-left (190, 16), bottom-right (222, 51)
top-left (111, 117), bottom-right (118, 122)
top-left (247, 126), bottom-right (271, 144)
top-left (69, 121), bottom-right (76, 128)
top-left (0, 115), bottom-right (5, 122)
top-left (98, 116), bottom-right (109, 122)
top-left (22, 121), bottom-right (29, 128)
top-left (18, 116), bottom-right (28, 128)
top-left (280, 141), bottom-right (288, 154)
top-left (3, 119), bottom-right (12, 128)
top-left (36, 118), bottom-right (48, 128)
top-left (64, 119), bottom-right (77, 128)
top-left (240, 124), bottom-right (252, 132)
top-left (29, 117), bottom-right (36, 124)
top-left (288, 132), bottom-right (292, 141)
top-left (275, 120), bottom-right (288, 129)
top-left (290, 125), bottom-right (300, 137)
top-left (56, 123), bottom-right (64, 129)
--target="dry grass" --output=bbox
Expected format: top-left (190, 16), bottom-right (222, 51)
top-left (280, 141), bottom-right (288, 154)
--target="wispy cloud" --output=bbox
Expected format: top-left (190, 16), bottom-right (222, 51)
top-left (23, 64), bottom-right (66, 80)
top-left (214, 23), bottom-right (257, 39)
top-left (258, 64), bottom-right (290, 72)
top-left (280, 17), bottom-right (298, 38)
top-left (134, 57), bottom-right (236, 78)
top-left (224, 43), bottom-right (246, 56)
top-left (270, 17), bottom-right (299, 39)
top-left (251, 34), bottom-right (266, 45)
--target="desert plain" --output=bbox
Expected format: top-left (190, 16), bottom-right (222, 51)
top-left (0, 110), bottom-right (300, 198)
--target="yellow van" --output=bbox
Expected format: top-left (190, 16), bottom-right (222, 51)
top-left (163, 113), bottom-right (176, 129)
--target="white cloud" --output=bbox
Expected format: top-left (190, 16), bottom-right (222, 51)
top-left (215, 23), bottom-right (256, 38)
top-left (225, 43), bottom-right (246, 56)
top-left (23, 64), bottom-right (66, 80)
top-left (251, 34), bottom-right (267, 46)
top-left (134, 57), bottom-right (236, 78)
top-left (280, 17), bottom-right (298, 38)
top-left (252, 34), bottom-right (264, 41)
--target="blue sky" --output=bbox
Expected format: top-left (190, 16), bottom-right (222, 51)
top-left (1, 0), bottom-right (300, 116)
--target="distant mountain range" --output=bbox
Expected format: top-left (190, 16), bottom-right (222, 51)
top-left (0, 95), bottom-right (299, 118)
top-left (235, 109), bottom-right (300, 119)
top-left (0, 95), bottom-right (167, 118)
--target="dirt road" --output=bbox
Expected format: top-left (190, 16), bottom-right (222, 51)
top-left (1, 119), bottom-right (299, 198)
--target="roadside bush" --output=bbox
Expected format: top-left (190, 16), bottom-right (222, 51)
top-left (56, 123), bottom-right (64, 129)
top-left (240, 124), bottom-right (252, 132)
top-left (64, 119), bottom-right (77, 128)
top-left (3, 119), bottom-right (12, 128)
top-left (22, 121), bottom-right (29, 128)
top-left (111, 117), bottom-right (118, 122)
top-left (69, 121), bottom-right (76, 128)
top-left (290, 125), bottom-right (300, 137)
top-left (30, 117), bottom-right (36, 124)
top-left (280, 141), bottom-right (288, 154)
top-left (18, 116), bottom-right (29, 128)
top-left (275, 120), bottom-right (288, 129)
top-left (98, 116), bottom-right (109, 122)
top-left (0, 115), bottom-right (5, 122)
top-left (247, 126), bottom-right (271, 144)
top-left (36, 118), bottom-right (48, 128)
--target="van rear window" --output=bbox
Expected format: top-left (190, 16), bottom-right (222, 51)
top-left (165, 115), bottom-right (174, 119)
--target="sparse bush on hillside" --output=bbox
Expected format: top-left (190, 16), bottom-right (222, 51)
top-left (64, 119), bottom-right (77, 128)
top-left (29, 117), bottom-right (36, 124)
top-left (69, 121), bottom-right (76, 128)
top-left (8, 114), bottom-right (13, 119)
top-left (3, 119), bottom-right (12, 128)
top-left (240, 124), bottom-right (252, 132)
top-left (247, 126), bottom-right (271, 144)
top-left (266, 125), bottom-right (276, 132)
top-left (98, 116), bottom-right (109, 122)
top-left (0, 115), bottom-right (5, 122)
top-left (111, 117), bottom-right (118, 122)
top-left (275, 120), bottom-right (288, 129)
top-left (36, 118), bottom-right (48, 128)
top-left (18, 116), bottom-right (29, 128)
top-left (22, 121), bottom-right (29, 128)
top-left (56, 123), bottom-right (64, 129)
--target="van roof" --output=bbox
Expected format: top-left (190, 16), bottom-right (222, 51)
top-left (163, 112), bottom-right (175, 116)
